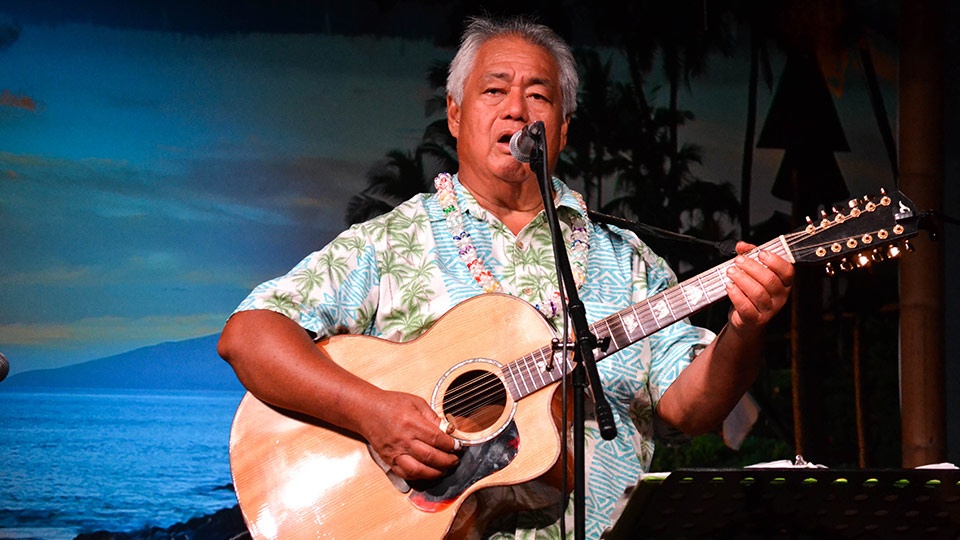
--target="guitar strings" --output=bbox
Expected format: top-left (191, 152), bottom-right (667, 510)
top-left (440, 219), bottom-right (882, 428)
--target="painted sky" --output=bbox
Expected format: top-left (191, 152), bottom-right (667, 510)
top-left (0, 10), bottom-right (898, 375)
top-left (0, 21), bottom-right (452, 373)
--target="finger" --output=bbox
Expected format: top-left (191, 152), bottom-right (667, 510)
top-left (734, 254), bottom-right (787, 305)
top-left (394, 440), bottom-right (459, 479)
top-left (758, 250), bottom-right (795, 288)
top-left (728, 258), bottom-right (773, 310)
top-left (391, 453), bottom-right (448, 481)
top-left (411, 436), bottom-right (460, 467)
top-left (735, 241), bottom-right (757, 256)
top-left (437, 419), bottom-right (463, 453)
top-left (725, 276), bottom-right (761, 324)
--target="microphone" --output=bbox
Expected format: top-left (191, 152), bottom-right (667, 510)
top-left (509, 122), bottom-right (543, 163)
top-left (0, 352), bottom-right (8, 383)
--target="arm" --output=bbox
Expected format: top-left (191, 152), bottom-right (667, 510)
top-left (218, 308), bottom-right (460, 480)
top-left (656, 242), bottom-right (794, 434)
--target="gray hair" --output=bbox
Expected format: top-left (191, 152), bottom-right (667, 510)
top-left (446, 16), bottom-right (579, 118)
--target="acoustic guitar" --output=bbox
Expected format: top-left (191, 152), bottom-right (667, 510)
top-left (229, 190), bottom-right (920, 539)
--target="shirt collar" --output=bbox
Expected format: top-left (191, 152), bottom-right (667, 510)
top-left (429, 173), bottom-right (585, 223)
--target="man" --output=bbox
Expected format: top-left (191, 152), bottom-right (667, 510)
top-left (218, 15), bottom-right (794, 539)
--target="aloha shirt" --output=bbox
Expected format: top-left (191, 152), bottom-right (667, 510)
top-left (234, 174), bottom-right (715, 539)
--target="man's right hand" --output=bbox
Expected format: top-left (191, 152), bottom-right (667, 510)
top-left (358, 389), bottom-right (461, 480)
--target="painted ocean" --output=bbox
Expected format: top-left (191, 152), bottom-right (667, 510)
top-left (0, 389), bottom-right (246, 539)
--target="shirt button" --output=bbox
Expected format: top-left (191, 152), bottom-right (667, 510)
top-left (516, 241), bottom-right (525, 250)
top-left (523, 288), bottom-right (533, 296)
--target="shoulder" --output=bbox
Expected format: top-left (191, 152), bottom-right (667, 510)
top-left (342, 194), bottom-right (433, 236)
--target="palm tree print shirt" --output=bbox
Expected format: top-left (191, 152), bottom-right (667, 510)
top-left (234, 174), bottom-right (715, 538)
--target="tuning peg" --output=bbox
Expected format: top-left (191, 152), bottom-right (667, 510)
top-left (848, 198), bottom-right (863, 217)
top-left (840, 258), bottom-right (856, 272)
top-left (887, 244), bottom-right (902, 258)
top-left (903, 240), bottom-right (914, 253)
top-left (855, 252), bottom-right (871, 268)
top-left (825, 262), bottom-right (836, 276)
top-left (871, 248), bottom-right (886, 263)
top-left (832, 206), bottom-right (847, 223)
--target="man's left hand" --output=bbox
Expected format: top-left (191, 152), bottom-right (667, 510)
top-left (724, 241), bottom-right (795, 333)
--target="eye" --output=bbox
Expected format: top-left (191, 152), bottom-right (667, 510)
top-left (528, 90), bottom-right (553, 103)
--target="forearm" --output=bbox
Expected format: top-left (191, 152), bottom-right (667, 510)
top-left (218, 308), bottom-right (460, 480)
top-left (656, 322), bottom-right (765, 435)
top-left (217, 309), bottom-right (381, 432)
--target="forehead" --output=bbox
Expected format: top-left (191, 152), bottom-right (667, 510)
top-left (469, 35), bottom-right (559, 85)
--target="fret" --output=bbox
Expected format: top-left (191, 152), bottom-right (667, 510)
top-left (663, 287), bottom-right (685, 322)
top-left (502, 359), bottom-right (521, 400)
top-left (649, 291), bottom-right (679, 328)
top-left (530, 351), bottom-right (551, 388)
top-left (506, 356), bottom-right (524, 399)
top-left (532, 347), bottom-right (550, 372)
top-left (515, 358), bottom-right (531, 398)
top-left (692, 273), bottom-right (709, 307)
top-left (599, 318), bottom-right (619, 358)
top-left (713, 264), bottom-right (730, 294)
top-left (677, 282), bottom-right (697, 314)
top-left (618, 306), bottom-right (643, 342)
top-left (519, 351), bottom-right (538, 396)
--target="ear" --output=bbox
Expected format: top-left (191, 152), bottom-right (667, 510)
top-left (446, 94), bottom-right (461, 139)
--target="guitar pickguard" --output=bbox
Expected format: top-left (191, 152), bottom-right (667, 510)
top-left (408, 421), bottom-right (520, 512)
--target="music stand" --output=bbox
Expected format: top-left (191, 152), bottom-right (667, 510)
top-left (602, 468), bottom-right (960, 539)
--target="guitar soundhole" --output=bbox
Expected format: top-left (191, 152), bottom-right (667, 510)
top-left (442, 369), bottom-right (507, 433)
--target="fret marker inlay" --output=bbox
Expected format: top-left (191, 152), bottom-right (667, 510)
top-left (685, 285), bottom-right (703, 305)
top-left (653, 299), bottom-right (669, 320)
top-left (624, 313), bottom-right (639, 334)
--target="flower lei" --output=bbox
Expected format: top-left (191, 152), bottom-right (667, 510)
top-left (434, 172), bottom-right (590, 319)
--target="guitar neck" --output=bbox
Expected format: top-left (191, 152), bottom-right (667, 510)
top-left (591, 235), bottom-right (792, 360)
top-left (502, 236), bottom-right (792, 400)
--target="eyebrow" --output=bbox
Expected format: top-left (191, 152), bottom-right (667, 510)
top-left (479, 72), bottom-right (555, 89)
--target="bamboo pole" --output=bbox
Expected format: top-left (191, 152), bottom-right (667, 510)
top-left (898, 0), bottom-right (947, 467)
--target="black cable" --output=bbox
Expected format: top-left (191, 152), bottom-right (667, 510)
top-left (588, 210), bottom-right (739, 257)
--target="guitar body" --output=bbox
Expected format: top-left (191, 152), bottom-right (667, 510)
top-left (229, 294), bottom-right (567, 539)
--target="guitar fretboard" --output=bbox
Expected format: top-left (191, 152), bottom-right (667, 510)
top-left (501, 236), bottom-right (791, 400)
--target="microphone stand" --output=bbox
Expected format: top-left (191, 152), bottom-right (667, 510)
top-left (524, 121), bottom-right (618, 540)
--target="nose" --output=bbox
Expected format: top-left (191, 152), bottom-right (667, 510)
top-left (502, 88), bottom-right (527, 122)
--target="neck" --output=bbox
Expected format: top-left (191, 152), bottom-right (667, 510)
top-left (459, 175), bottom-right (549, 235)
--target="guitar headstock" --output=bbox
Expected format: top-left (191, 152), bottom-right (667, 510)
top-left (787, 190), bottom-right (920, 275)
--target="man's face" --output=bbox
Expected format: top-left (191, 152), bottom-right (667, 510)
top-left (447, 35), bottom-right (570, 187)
